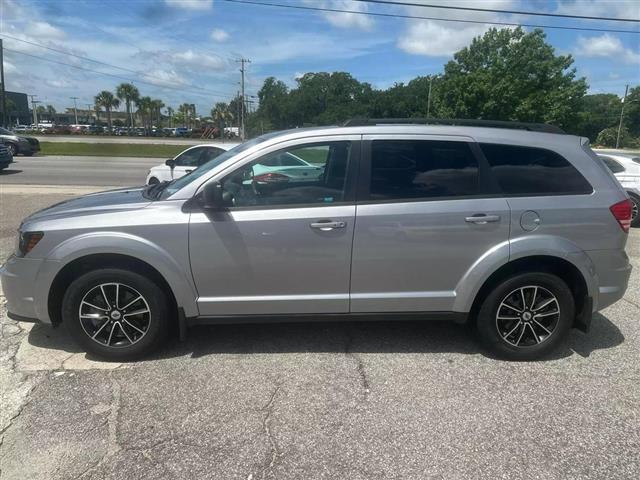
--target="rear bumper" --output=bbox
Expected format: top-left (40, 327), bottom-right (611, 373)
top-left (588, 249), bottom-right (632, 311)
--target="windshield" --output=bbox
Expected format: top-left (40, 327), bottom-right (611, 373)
top-left (158, 133), bottom-right (281, 199)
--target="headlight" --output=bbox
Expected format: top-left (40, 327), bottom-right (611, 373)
top-left (17, 231), bottom-right (44, 257)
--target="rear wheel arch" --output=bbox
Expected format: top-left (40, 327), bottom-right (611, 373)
top-left (48, 253), bottom-right (178, 327)
top-left (468, 255), bottom-right (589, 326)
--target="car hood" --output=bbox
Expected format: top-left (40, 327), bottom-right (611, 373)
top-left (22, 186), bottom-right (151, 225)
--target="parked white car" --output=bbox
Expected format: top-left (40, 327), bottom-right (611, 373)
top-left (251, 151), bottom-right (325, 184)
top-left (146, 144), bottom-right (234, 184)
top-left (598, 152), bottom-right (640, 227)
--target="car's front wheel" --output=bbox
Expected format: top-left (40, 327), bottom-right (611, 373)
top-left (6, 143), bottom-right (17, 156)
top-left (476, 272), bottom-right (574, 361)
top-left (62, 268), bottom-right (171, 360)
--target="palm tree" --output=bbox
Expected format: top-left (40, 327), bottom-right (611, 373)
top-left (211, 102), bottom-right (232, 138)
top-left (116, 83), bottom-right (140, 128)
top-left (178, 103), bottom-right (193, 128)
top-left (136, 96), bottom-right (153, 131)
top-left (45, 105), bottom-right (56, 121)
top-left (166, 106), bottom-right (174, 128)
top-left (94, 90), bottom-right (120, 131)
top-left (151, 99), bottom-right (165, 128)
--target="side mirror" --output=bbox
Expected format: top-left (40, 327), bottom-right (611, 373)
top-left (165, 159), bottom-right (176, 169)
top-left (201, 181), bottom-right (224, 209)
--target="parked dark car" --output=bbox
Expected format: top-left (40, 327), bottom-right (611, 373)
top-left (0, 143), bottom-right (13, 170)
top-left (0, 127), bottom-right (40, 156)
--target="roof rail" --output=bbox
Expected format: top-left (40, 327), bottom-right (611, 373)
top-left (342, 118), bottom-right (566, 134)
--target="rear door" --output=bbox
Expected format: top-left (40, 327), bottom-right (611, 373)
top-left (350, 135), bottom-right (510, 313)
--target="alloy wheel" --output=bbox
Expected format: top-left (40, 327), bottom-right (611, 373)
top-left (495, 285), bottom-right (560, 348)
top-left (632, 198), bottom-right (639, 222)
top-left (79, 282), bottom-right (151, 348)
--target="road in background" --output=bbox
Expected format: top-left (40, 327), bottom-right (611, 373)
top-left (0, 155), bottom-right (160, 186)
top-left (34, 135), bottom-right (239, 146)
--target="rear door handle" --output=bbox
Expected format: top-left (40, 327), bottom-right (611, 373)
top-left (310, 220), bottom-right (347, 231)
top-left (465, 214), bottom-right (501, 224)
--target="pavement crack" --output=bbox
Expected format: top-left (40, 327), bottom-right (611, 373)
top-left (622, 297), bottom-right (640, 310)
top-left (259, 383), bottom-right (282, 480)
top-left (344, 329), bottom-right (370, 400)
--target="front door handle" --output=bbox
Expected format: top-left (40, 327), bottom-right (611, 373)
top-left (310, 220), bottom-right (347, 231)
top-left (465, 214), bottom-right (501, 224)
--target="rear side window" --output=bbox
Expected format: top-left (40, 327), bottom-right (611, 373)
top-left (599, 155), bottom-right (625, 174)
top-left (480, 144), bottom-right (592, 195)
top-left (368, 140), bottom-right (479, 201)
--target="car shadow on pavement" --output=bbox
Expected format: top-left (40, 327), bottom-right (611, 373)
top-left (24, 312), bottom-right (623, 363)
top-left (0, 169), bottom-right (23, 175)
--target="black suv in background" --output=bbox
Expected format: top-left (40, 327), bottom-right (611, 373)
top-left (0, 143), bottom-right (13, 170)
top-left (0, 127), bottom-right (40, 156)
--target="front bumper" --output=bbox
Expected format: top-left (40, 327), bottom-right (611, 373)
top-left (0, 255), bottom-right (43, 322)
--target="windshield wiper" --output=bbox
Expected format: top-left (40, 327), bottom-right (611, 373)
top-left (142, 180), bottom-right (172, 200)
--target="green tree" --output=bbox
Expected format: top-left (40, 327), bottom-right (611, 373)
top-left (136, 96), bottom-right (153, 130)
top-left (624, 86), bottom-right (640, 136)
top-left (116, 83), bottom-right (140, 128)
top-left (438, 27), bottom-right (587, 128)
top-left (151, 99), bottom-right (165, 127)
top-left (211, 102), bottom-right (233, 137)
top-left (94, 90), bottom-right (120, 131)
top-left (571, 94), bottom-right (621, 141)
top-left (45, 104), bottom-right (56, 121)
top-left (595, 126), bottom-right (635, 148)
top-left (166, 106), bottom-right (175, 127)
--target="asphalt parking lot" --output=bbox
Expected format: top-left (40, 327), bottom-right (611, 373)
top-left (1, 188), bottom-right (639, 480)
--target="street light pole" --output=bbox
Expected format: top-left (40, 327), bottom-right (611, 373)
top-left (70, 96), bottom-right (79, 125)
top-left (0, 39), bottom-right (7, 128)
top-left (616, 84), bottom-right (629, 149)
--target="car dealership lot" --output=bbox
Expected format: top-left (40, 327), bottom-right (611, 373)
top-left (0, 187), bottom-right (639, 480)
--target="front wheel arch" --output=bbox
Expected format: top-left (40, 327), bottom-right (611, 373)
top-left (48, 253), bottom-right (177, 327)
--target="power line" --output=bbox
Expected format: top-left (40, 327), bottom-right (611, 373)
top-left (353, 0), bottom-right (640, 24)
top-left (221, 0), bottom-right (640, 34)
top-left (4, 48), bottom-right (235, 99)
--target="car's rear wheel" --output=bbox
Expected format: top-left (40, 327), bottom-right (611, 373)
top-left (630, 195), bottom-right (640, 228)
top-left (62, 268), bottom-right (171, 360)
top-left (476, 272), bottom-right (574, 361)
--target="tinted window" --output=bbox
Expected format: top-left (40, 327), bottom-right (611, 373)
top-left (481, 144), bottom-right (592, 195)
top-left (200, 147), bottom-right (224, 164)
top-left (175, 147), bottom-right (203, 167)
top-left (368, 140), bottom-right (479, 200)
top-left (220, 142), bottom-right (350, 208)
top-left (599, 155), bottom-right (625, 174)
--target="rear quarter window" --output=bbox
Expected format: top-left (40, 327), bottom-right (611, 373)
top-left (480, 143), bottom-right (593, 196)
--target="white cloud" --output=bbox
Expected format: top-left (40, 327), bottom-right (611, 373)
top-left (164, 0), bottom-right (213, 11)
top-left (555, 1), bottom-right (639, 21)
top-left (25, 21), bottom-right (66, 40)
top-left (170, 50), bottom-right (227, 70)
top-left (45, 79), bottom-right (74, 88)
top-left (143, 69), bottom-right (189, 87)
top-left (575, 34), bottom-right (640, 64)
top-left (210, 28), bottom-right (229, 42)
top-left (396, 0), bottom-right (518, 57)
top-left (304, 0), bottom-right (374, 31)
top-left (4, 60), bottom-right (17, 74)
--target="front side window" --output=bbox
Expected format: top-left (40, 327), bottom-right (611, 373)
top-left (480, 143), bottom-right (593, 195)
top-left (368, 140), bottom-right (479, 201)
top-left (200, 147), bottom-right (225, 165)
top-left (219, 142), bottom-right (350, 208)
top-left (175, 148), bottom-right (203, 167)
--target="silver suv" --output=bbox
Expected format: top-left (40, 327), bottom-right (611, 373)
top-left (1, 120), bottom-right (633, 361)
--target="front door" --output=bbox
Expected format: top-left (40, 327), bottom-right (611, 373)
top-left (189, 139), bottom-right (359, 316)
top-left (350, 136), bottom-right (510, 312)
top-left (173, 147), bottom-right (204, 179)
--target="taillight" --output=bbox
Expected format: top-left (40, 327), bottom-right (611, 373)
top-left (610, 199), bottom-right (633, 233)
top-left (254, 172), bottom-right (290, 183)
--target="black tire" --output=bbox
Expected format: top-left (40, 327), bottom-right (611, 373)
top-left (23, 152), bottom-right (34, 157)
top-left (62, 268), bottom-right (171, 361)
top-left (6, 143), bottom-right (17, 156)
top-left (148, 177), bottom-right (160, 185)
top-left (476, 272), bottom-right (574, 361)
top-left (630, 195), bottom-right (640, 228)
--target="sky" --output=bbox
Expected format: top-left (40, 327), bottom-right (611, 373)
top-left (1, 0), bottom-right (639, 117)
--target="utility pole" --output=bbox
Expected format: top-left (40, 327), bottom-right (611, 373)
top-left (616, 84), bottom-right (629, 149)
top-left (0, 39), bottom-right (6, 128)
top-left (236, 57), bottom-right (250, 141)
top-left (70, 96), bottom-right (79, 125)
top-left (86, 104), bottom-right (93, 124)
top-left (28, 95), bottom-right (40, 126)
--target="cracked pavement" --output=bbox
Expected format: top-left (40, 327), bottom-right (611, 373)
top-left (1, 191), bottom-right (639, 479)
